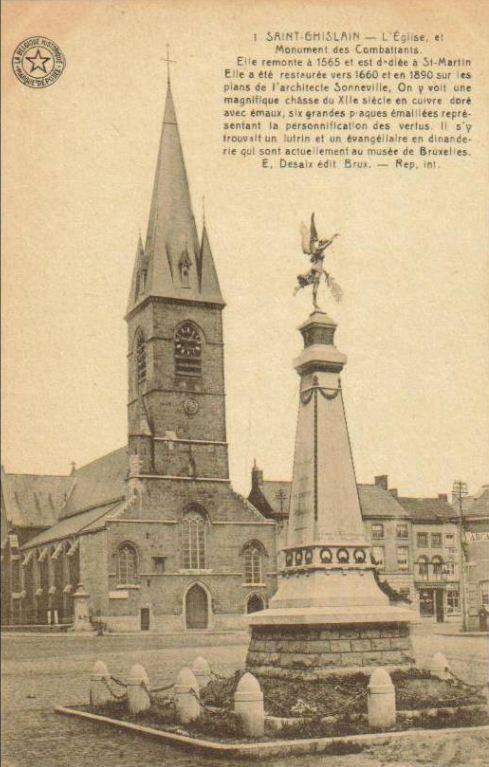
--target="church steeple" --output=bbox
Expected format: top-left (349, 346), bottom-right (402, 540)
top-left (126, 78), bottom-right (229, 484)
top-left (127, 83), bottom-right (224, 314)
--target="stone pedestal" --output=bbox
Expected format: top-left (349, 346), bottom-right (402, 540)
top-left (247, 621), bottom-right (413, 680)
top-left (72, 584), bottom-right (92, 632)
top-left (247, 311), bottom-right (414, 679)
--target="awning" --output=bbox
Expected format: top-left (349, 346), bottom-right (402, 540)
top-left (48, 586), bottom-right (56, 595)
top-left (63, 584), bottom-right (73, 594)
top-left (35, 588), bottom-right (43, 597)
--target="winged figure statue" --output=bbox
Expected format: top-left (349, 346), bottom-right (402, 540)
top-left (294, 213), bottom-right (342, 311)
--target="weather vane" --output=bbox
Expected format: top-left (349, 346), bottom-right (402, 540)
top-left (294, 213), bottom-right (342, 312)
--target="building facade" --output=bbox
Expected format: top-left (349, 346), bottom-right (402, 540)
top-left (396, 495), bottom-right (462, 624)
top-left (1, 81), bottom-right (277, 631)
top-left (460, 485), bottom-right (489, 631)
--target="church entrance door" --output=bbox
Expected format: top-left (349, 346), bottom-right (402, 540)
top-left (186, 584), bottom-right (208, 629)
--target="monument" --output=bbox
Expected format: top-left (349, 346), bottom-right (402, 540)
top-left (247, 217), bottom-right (414, 679)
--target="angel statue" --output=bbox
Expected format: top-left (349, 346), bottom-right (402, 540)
top-left (294, 213), bottom-right (343, 311)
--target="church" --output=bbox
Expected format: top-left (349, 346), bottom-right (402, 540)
top-left (0, 80), bottom-right (277, 632)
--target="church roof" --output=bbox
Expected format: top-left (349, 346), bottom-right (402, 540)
top-left (127, 84), bottom-right (224, 313)
top-left (61, 446), bottom-right (127, 518)
top-left (1, 467), bottom-right (70, 530)
top-left (21, 500), bottom-right (122, 549)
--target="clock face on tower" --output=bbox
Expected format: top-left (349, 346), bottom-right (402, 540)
top-left (175, 323), bottom-right (201, 358)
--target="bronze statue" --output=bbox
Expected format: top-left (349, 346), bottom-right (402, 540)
top-left (294, 213), bottom-right (342, 311)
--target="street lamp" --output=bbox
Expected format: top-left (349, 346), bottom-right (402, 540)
top-left (452, 480), bottom-right (468, 632)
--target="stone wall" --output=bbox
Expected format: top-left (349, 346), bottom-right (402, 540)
top-left (247, 622), bottom-right (414, 679)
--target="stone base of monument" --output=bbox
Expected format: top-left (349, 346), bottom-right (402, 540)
top-left (247, 621), bottom-right (414, 680)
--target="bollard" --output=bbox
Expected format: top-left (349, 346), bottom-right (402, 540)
top-left (175, 667), bottom-right (200, 724)
top-left (368, 667), bottom-right (396, 729)
top-left (192, 656), bottom-right (211, 689)
top-left (89, 660), bottom-right (112, 708)
top-left (429, 652), bottom-right (450, 681)
top-left (127, 663), bottom-right (151, 714)
top-left (234, 672), bottom-right (264, 738)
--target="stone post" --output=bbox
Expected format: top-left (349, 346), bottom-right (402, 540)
top-left (72, 584), bottom-right (92, 632)
top-left (127, 663), bottom-right (151, 714)
top-left (429, 652), bottom-right (450, 681)
top-left (192, 656), bottom-right (211, 689)
top-left (174, 667), bottom-right (200, 724)
top-left (89, 660), bottom-right (112, 708)
top-left (234, 672), bottom-right (264, 737)
top-left (368, 667), bottom-right (396, 729)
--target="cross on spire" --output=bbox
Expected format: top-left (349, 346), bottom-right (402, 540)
top-left (161, 44), bottom-right (176, 84)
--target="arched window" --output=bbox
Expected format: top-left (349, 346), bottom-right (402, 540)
top-left (182, 512), bottom-right (206, 569)
top-left (417, 555), bottom-right (429, 578)
top-left (244, 545), bottom-right (262, 584)
top-left (175, 322), bottom-right (202, 377)
top-left (135, 331), bottom-right (146, 388)
top-left (432, 556), bottom-right (443, 579)
top-left (117, 543), bottom-right (138, 585)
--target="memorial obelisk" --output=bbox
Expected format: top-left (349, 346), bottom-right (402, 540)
top-left (247, 217), bottom-right (414, 679)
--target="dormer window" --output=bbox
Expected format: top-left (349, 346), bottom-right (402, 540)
top-left (178, 251), bottom-right (192, 288)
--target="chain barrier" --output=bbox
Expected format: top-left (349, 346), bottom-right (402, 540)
top-left (150, 681), bottom-right (175, 694)
top-left (101, 677), bottom-right (128, 701)
top-left (190, 688), bottom-right (228, 715)
top-left (210, 670), bottom-right (231, 682)
top-left (264, 687), bottom-right (366, 720)
top-left (446, 668), bottom-right (488, 693)
top-left (109, 675), bottom-right (128, 689)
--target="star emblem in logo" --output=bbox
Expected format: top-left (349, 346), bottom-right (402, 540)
top-left (25, 48), bottom-right (51, 74)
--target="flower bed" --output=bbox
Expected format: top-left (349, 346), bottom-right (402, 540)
top-left (80, 667), bottom-right (487, 744)
top-left (202, 667), bottom-right (484, 719)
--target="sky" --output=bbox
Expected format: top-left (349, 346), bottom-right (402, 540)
top-left (2, 0), bottom-right (488, 499)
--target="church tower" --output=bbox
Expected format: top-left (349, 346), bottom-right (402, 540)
top-left (125, 82), bottom-right (228, 481)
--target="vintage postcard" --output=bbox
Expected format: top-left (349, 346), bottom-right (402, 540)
top-left (2, 1), bottom-right (488, 765)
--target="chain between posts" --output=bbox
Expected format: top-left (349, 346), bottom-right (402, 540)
top-left (446, 668), bottom-right (488, 692)
top-left (101, 677), bottom-right (128, 701)
top-left (190, 687), bottom-right (228, 715)
top-left (263, 687), bottom-right (367, 720)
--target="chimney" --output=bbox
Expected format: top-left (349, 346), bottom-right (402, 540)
top-left (438, 493), bottom-right (448, 502)
top-left (252, 460), bottom-right (264, 490)
top-left (389, 488), bottom-right (398, 498)
top-left (375, 475), bottom-right (388, 491)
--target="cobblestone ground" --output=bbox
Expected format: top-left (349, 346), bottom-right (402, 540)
top-left (1, 625), bottom-right (488, 767)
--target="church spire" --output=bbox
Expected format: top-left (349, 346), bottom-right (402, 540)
top-left (127, 82), bottom-right (224, 314)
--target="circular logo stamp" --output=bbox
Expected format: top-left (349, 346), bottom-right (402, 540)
top-left (12, 37), bottom-right (65, 88)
